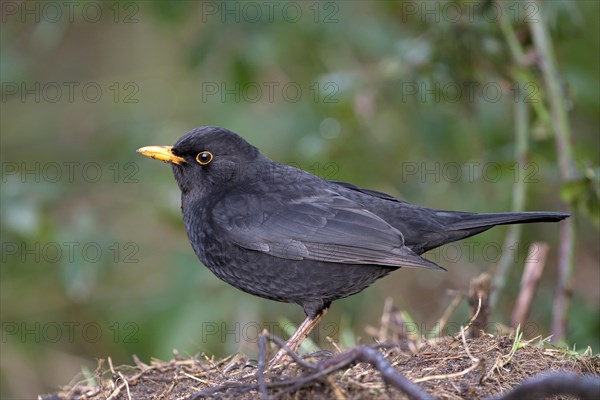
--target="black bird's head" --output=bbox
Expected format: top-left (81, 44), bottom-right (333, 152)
top-left (137, 126), bottom-right (263, 196)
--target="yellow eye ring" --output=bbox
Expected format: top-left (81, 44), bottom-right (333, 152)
top-left (196, 151), bottom-right (213, 165)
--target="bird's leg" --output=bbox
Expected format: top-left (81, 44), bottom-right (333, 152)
top-left (269, 308), bottom-right (328, 367)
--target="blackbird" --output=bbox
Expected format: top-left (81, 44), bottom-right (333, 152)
top-left (137, 126), bottom-right (569, 363)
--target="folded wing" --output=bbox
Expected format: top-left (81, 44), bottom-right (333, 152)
top-left (211, 188), bottom-right (443, 270)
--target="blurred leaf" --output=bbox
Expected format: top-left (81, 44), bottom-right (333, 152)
top-left (560, 166), bottom-right (600, 223)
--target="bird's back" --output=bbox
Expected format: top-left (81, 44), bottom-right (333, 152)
top-left (331, 180), bottom-right (568, 254)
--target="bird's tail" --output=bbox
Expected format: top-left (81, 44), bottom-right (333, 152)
top-left (444, 211), bottom-right (570, 232)
top-left (412, 210), bottom-right (569, 256)
top-left (404, 210), bottom-right (570, 254)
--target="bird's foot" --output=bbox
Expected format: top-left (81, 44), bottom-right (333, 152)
top-left (268, 310), bottom-right (328, 368)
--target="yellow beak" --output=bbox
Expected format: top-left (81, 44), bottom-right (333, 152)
top-left (136, 146), bottom-right (186, 165)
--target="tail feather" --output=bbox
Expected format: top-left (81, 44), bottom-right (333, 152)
top-left (411, 211), bottom-right (571, 254)
top-left (444, 211), bottom-right (570, 231)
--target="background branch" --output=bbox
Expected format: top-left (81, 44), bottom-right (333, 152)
top-left (491, 2), bottom-right (531, 311)
top-left (529, 0), bottom-right (577, 344)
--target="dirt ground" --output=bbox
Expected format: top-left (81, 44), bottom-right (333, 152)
top-left (43, 332), bottom-right (599, 400)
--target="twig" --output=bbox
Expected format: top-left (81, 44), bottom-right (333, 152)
top-left (433, 291), bottom-right (463, 339)
top-left (461, 326), bottom-right (479, 363)
top-left (416, 327), bottom-right (480, 383)
top-left (181, 372), bottom-right (209, 384)
top-left (257, 332), bottom-right (268, 400)
top-left (266, 334), bottom-right (319, 371)
top-left (378, 297), bottom-right (394, 342)
top-left (190, 338), bottom-right (433, 400)
top-left (485, 326), bottom-right (523, 381)
top-left (132, 354), bottom-right (150, 371)
top-left (414, 360), bottom-right (481, 384)
top-left (490, 372), bottom-right (600, 400)
top-left (468, 274), bottom-right (491, 338)
top-left (456, 294), bottom-right (481, 340)
top-left (118, 372), bottom-right (132, 400)
top-left (511, 242), bottom-right (550, 328)
top-left (326, 335), bottom-right (343, 354)
top-left (325, 375), bottom-right (347, 400)
top-left (108, 357), bottom-right (116, 375)
top-left (323, 346), bottom-right (433, 400)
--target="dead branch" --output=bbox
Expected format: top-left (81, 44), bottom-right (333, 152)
top-left (511, 242), bottom-right (550, 329)
top-left (468, 273), bottom-right (491, 338)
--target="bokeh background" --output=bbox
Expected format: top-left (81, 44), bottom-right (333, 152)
top-left (1, 1), bottom-right (598, 397)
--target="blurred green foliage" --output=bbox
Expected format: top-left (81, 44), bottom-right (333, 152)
top-left (1, 1), bottom-right (598, 397)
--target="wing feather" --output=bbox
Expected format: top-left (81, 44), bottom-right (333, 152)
top-left (212, 188), bottom-right (442, 270)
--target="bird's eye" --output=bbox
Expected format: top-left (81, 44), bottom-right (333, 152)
top-left (196, 151), bottom-right (213, 165)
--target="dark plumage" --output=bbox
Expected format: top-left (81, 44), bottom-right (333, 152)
top-left (138, 126), bottom-right (569, 360)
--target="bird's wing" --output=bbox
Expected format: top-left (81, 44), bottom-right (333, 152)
top-left (211, 188), bottom-right (442, 270)
top-left (329, 180), bottom-right (404, 203)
